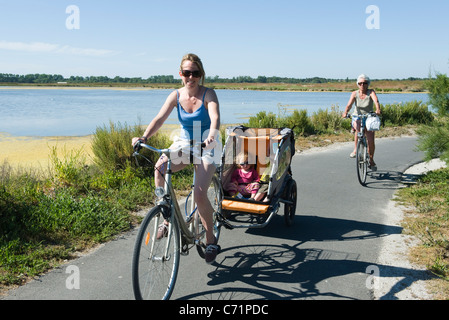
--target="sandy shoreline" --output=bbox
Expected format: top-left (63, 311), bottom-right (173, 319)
top-left (0, 124), bottom-right (182, 169)
top-left (0, 133), bottom-right (94, 169)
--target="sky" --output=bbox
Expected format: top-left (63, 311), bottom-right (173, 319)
top-left (0, 0), bottom-right (448, 80)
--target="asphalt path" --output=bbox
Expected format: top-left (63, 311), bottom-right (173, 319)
top-left (2, 136), bottom-right (425, 300)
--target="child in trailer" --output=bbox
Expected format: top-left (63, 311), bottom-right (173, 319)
top-left (225, 153), bottom-right (260, 200)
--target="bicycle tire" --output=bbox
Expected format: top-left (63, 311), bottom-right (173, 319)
top-left (132, 205), bottom-right (180, 300)
top-left (196, 175), bottom-right (223, 258)
top-left (356, 138), bottom-right (368, 186)
top-left (284, 178), bottom-right (297, 227)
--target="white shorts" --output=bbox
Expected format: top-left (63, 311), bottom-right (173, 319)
top-left (167, 137), bottom-right (221, 167)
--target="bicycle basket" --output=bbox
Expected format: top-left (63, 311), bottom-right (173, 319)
top-left (366, 114), bottom-right (381, 131)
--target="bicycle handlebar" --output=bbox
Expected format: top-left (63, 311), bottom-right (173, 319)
top-left (344, 112), bottom-right (380, 119)
top-left (133, 141), bottom-right (206, 157)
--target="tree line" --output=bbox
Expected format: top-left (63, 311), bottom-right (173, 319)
top-left (0, 73), bottom-right (426, 85)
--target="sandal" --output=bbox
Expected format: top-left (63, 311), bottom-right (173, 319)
top-left (205, 237), bottom-right (221, 265)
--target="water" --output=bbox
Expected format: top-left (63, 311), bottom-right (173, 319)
top-left (0, 87), bottom-right (428, 137)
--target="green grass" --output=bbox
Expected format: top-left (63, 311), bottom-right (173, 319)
top-left (395, 168), bottom-right (449, 298)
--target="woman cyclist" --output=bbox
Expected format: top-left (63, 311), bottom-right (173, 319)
top-left (342, 74), bottom-right (381, 170)
top-left (132, 53), bottom-right (221, 264)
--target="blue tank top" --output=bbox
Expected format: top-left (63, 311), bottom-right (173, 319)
top-left (177, 88), bottom-right (211, 141)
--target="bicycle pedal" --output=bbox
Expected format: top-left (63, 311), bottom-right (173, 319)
top-left (180, 243), bottom-right (190, 256)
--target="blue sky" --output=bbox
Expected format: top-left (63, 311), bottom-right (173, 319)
top-left (0, 0), bottom-right (448, 79)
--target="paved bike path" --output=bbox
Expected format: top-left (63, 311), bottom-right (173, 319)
top-left (2, 136), bottom-right (425, 300)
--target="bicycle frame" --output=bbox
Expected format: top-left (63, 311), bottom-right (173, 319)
top-left (357, 116), bottom-right (368, 148)
top-left (133, 143), bottom-right (197, 252)
top-left (352, 113), bottom-right (375, 186)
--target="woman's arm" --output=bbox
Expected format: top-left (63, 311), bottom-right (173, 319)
top-left (370, 90), bottom-right (381, 115)
top-left (342, 91), bottom-right (357, 118)
top-left (205, 89), bottom-right (220, 146)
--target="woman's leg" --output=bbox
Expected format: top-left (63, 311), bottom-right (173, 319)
top-left (154, 154), bottom-right (188, 239)
top-left (154, 154), bottom-right (188, 187)
top-left (193, 161), bottom-right (217, 245)
top-left (366, 130), bottom-right (376, 166)
top-left (351, 119), bottom-right (361, 155)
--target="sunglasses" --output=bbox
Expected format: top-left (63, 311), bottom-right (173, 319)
top-left (358, 82), bottom-right (368, 86)
top-left (181, 70), bottom-right (202, 78)
top-left (239, 161), bottom-right (249, 166)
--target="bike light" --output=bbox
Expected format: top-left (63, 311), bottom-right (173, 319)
top-left (155, 187), bottom-right (166, 198)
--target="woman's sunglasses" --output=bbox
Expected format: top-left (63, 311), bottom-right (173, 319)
top-left (181, 70), bottom-right (202, 78)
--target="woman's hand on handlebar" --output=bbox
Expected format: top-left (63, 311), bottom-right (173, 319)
top-left (203, 136), bottom-right (217, 150)
top-left (132, 137), bottom-right (146, 150)
top-left (342, 112), bottom-right (351, 119)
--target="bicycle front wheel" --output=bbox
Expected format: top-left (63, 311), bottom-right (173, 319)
top-left (356, 138), bottom-right (368, 186)
top-left (132, 205), bottom-right (180, 300)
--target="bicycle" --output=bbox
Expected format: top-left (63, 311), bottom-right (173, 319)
top-left (131, 141), bottom-right (223, 300)
top-left (347, 112), bottom-right (379, 186)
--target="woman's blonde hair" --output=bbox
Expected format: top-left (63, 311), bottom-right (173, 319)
top-left (180, 53), bottom-right (205, 86)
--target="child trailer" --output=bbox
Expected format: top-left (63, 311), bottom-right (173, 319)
top-left (218, 126), bottom-right (297, 228)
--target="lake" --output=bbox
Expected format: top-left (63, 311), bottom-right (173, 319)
top-left (0, 87), bottom-right (428, 137)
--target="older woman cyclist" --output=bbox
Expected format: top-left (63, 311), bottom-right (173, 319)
top-left (132, 53), bottom-right (221, 264)
top-left (342, 74), bottom-right (381, 170)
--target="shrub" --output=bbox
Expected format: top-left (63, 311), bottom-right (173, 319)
top-left (50, 145), bottom-right (90, 192)
top-left (283, 109), bottom-right (314, 136)
top-left (416, 117), bottom-right (449, 165)
top-left (311, 105), bottom-right (344, 134)
top-left (426, 73), bottom-right (449, 116)
top-left (382, 101), bottom-right (434, 126)
top-left (91, 121), bottom-right (171, 171)
top-left (247, 111), bottom-right (277, 128)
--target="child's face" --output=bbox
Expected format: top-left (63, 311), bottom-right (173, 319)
top-left (239, 161), bottom-right (251, 170)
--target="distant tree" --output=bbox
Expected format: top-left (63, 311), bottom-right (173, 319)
top-left (257, 76), bottom-right (267, 83)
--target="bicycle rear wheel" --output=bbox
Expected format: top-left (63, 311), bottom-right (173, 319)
top-left (196, 175), bottom-right (223, 258)
top-left (132, 205), bottom-right (180, 300)
top-left (356, 138), bottom-right (368, 186)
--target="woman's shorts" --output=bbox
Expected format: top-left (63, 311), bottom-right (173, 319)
top-left (167, 137), bottom-right (220, 167)
top-left (352, 115), bottom-right (366, 131)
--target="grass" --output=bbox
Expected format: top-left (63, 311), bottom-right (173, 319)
top-left (0, 159), bottom-right (137, 288)
top-left (395, 169), bottom-right (449, 299)
top-left (1, 79), bottom-right (428, 93)
top-left (0, 100), bottom-right (441, 296)
top-left (207, 79), bottom-right (427, 93)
